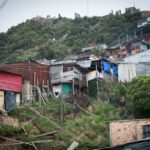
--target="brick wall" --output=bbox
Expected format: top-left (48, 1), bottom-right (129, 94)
top-left (109, 119), bottom-right (150, 146)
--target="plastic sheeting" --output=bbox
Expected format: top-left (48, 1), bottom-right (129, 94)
top-left (53, 85), bottom-right (62, 93)
top-left (102, 61), bottom-right (111, 74)
top-left (87, 71), bottom-right (103, 81)
top-left (112, 66), bottom-right (118, 77)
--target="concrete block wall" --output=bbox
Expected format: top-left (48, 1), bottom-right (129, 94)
top-left (109, 119), bottom-right (150, 146)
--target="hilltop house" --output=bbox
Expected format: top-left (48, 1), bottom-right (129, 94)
top-left (125, 7), bottom-right (140, 15)
top-left (106, 39), bottom-right (150, 61)
top-left (50, 63), bottom-right (88, 106)
top-left (137, 17), bottom-right (150, 28)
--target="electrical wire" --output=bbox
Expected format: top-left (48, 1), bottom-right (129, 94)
top-left (0, 0), bottom-right (8, 10)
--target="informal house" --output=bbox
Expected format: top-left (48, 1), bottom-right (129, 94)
top-left (0, 60), bottom-right (50, 102)
top-left (0, 71), bottom-right (22, 111)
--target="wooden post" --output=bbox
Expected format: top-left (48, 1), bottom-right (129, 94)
top-left (96, 62), bottom-right (100, 99)
top-left (141, 28), bottom-right (143, 37)
top-left (72, 66), bottom-right (75, 103)
top-left (86, 73), bottom-right (89, 95)
top-left (126, 33), bottom-right (129, 42)
top-left (134, 30), bottom-right (137, 38)
top-left (47, 80), bottom-right (50, 96)
top-left (60, 93), bottom-right (64, 125)
top-left (60, 64), bottom-right (64, 124)
top-left (33, 72), bottom-right (36, 100)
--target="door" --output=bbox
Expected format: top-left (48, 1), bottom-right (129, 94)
top-left (0, 91), bottom-right (4, 110)
top-left (5, 91), bottom-right (16, 111)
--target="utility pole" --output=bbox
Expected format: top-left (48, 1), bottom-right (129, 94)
top-left (126, 33), bottom-right (129, 42)
top-left (96, 62), bottom-right (100, 99)
top-left (87, 0), bottom-right (91, 32)
top-left (133, 0), bottom-right (135, 7)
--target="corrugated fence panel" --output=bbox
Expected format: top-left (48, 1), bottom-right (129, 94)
top-left (0, 72), bottom-right (22, 92)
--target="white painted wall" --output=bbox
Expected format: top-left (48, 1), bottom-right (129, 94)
top-left (118, 63), bottom-right (136, 82)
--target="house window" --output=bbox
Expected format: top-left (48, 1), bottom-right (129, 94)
top-left (143, 125), bottom-right (150, 139)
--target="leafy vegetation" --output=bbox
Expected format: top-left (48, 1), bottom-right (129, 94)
top-left (3, 76), bottom-right (150, 149)
top-left (0, 11), bottom-right (150, 63)
top-left (4, 96), bottom-right (121, 149)
top-left (128, 75), bottom-right (150, 118)
top-left (0, 125), bottom-right (22, 136)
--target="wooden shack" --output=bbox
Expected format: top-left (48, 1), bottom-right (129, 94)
top-left (0, 71), bottom-right (22, 111)
top-left (0, 60), bottom-right (49, 87)
top-left (0, 60), bottom-right (50, 102)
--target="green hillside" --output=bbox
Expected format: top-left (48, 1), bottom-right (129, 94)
top-left (0, 11), bottom-right (150, 63)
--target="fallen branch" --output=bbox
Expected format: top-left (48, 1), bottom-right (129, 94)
top-left (0, 136), bottom-right (53, 149)
top-left (32, 131), bottom-right (58, 138)
top-left (31, 143), bottom-right (38, 150)
top-left (22, 125), bottom-right (28, 136)
top-left (30, 139), bottom-right (53, 144)
top-left (0, 136), bottom-right (23, 144)
top-left (75, 103), bottom-right (99, 118)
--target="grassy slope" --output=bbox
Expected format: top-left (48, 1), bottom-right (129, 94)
top-left (0, 98), bottom-right (120, 150)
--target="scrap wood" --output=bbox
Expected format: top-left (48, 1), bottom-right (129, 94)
top-left (22, 125), bottom-right (28, 136)
top-left (32, 131), bottom-right (59, 138)
top-left (30, 139), bottom-right (53, 144)
top-left (0, 136), bottom-right (53, 149)
top-left (0, 136), bottom-right (22, 144)
top-left (31, 143), bottom-right (38, 150)
top-left (67, 141), bottom-right (79, 150)
top-left (75, 103), bottom-right (99, 118)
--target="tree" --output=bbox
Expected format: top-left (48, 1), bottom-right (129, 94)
top-left (128, 76), bottom-right (150, 118)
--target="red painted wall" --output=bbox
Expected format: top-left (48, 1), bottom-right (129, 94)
top-left (0, 72), bottom-right (22, 92)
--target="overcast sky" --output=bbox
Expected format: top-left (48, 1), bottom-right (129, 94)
top-left (0, 0), bottom-right (150, 32)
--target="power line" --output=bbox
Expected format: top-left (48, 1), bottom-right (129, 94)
top-left (0, 0), bottom-right (8, 10)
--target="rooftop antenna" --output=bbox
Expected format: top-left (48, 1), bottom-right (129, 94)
top-left (87, 1), bottom-right (89, 17)
top-left (133, 0), bottom-right (135, 7)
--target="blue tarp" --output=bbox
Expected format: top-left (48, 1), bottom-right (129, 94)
top-left (112, 66), bottom-right (118, 77)
top-left (102, 61), bottom-right (111, 74)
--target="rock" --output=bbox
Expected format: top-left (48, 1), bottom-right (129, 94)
top-left (1, 116), bottom-right (19, 127)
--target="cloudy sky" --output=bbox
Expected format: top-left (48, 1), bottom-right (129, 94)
top-left (0, 0), bottom-right (149, 32)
